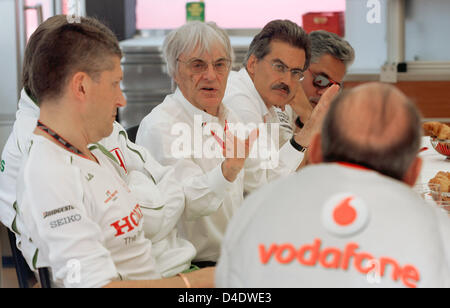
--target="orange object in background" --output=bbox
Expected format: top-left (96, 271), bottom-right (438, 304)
top-left (302, 12), bottom-right (345, 37)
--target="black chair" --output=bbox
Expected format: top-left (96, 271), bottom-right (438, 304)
top-left (38, 268), bottom-right (51, 288)
top-left (7, 229), bottom-right (31, 288)
top-left (126, 125), bottom-right (139, 143)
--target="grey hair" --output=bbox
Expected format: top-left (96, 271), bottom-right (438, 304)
top-left (321, 87), bottom-right (422, 181)
top-left (309, 30), bottom-right (355, 69)
top-left (162, 21), bottom-right (234, 80)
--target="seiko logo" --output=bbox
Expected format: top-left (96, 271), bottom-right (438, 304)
top-left (43, 205), bottom-right (75, 219)
top-left (50, 214), bottom-right (82, 229)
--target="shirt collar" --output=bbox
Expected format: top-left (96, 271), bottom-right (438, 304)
top-left (337, 162), bottom-right (371, 172)
top-left (238, 68), bottom-right (271, 119)
top-left (174, 87), bottom-right (228, 125)
top-left (19, 88), bottom-right (40, 114)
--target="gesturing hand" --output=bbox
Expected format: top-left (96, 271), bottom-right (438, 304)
top-left (219, 123), bottom-right (259, 182)
top-left (293, 84), bottom-right (340, 147)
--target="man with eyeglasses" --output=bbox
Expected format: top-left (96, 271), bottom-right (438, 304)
top-left (288, 30), bottom-right (355, 134)
top-left (137, 21), bottom-right (262, 267)
top-left (224, 20), bottom-right (340, 171)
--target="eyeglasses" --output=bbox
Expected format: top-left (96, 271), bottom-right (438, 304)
top-left (263, 59), bottom-right (305, 82)
top-left (177, 58), bottom-right (231, 75)
top-left (309, 69), bottom-right (341, 89)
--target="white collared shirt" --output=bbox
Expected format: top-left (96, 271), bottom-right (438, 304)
top-left (136, 86), bottom-right (305, 261)
top-left (137, 88), bottom-right (243, 262)
top-left (223, 68), bottom-right (304, 192)
top-left (1, 89), bottom-right (194, 279)
top-left (17, 135), bottom-right (160, 287)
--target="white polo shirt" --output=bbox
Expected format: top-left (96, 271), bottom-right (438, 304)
top-left (17, 135), bottom-right (160, 288)
top-left (0, 90), bottom-right (195, 279)
top-left (0, 90), bottom-right (38, 231)
top-left (216, 163), bottom-right (450, 288)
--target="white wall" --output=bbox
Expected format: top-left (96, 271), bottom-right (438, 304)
top-left (0, 0), bottom-right (21, 153)
top-left (345, 0), bottom-right (387, 73)
top-left (405, 0), bottom-right (450, 62)
top-left (0, 0), bottom-right (21, 114)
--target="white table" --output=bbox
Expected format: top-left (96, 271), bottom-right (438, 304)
top-left (418, 137), bottom-right (450, 184)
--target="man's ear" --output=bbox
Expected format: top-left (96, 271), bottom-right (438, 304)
top-left (308, 133), bottom-right (323, 165)
top-left (246, 54), bottom-right (257, 80)
top-left (70, 72), bottom-right (89, 101)
top-left (403, 157), bottom-right (422, 187)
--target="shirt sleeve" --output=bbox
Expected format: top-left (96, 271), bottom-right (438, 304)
top-left (99, 122), bottom-right (186, 242)
top-left (224, 95), bottom-right (304, 194)
top-left (136, 116), bottom-right (234, 221)
top-left (18, 156), bottom-right (118, 288)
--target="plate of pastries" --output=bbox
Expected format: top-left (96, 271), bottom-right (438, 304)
top-left (423, 122), bottom-right (450, 159)
top-left (429, 172), bottom-right (450, 213)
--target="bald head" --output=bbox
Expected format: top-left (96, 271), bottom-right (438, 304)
top-left (321, 82), bottom-right (422, 181)
top-left (338, 83), bottom-right (411, 151)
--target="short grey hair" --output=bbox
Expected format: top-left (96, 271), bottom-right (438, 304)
top-left (309, 30), bottom-right (355, 69)
top-left (162, 21), bottom-right (234, 80)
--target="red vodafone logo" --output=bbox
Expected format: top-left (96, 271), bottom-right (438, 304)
top-left (322, 193), bottom-right (370, 237)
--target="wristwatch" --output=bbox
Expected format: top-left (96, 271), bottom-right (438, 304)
top-left (290, 136), bottom-right (307, 153)
top-left (295, 116), bottom-right (304, 129)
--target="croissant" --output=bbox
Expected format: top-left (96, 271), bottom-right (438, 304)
top-left (429, 172), bottom-right (450, 201)
top-left (423, 122), bottom-right (450, 139)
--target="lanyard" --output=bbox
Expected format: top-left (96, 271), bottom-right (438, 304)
top-left (37, 120), bottom-right (88, 159)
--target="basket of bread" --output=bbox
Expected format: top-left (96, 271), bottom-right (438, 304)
top-left (422, 122), bottom-right (450, 159)
top-left (428, 171), bottom-right (450, 212)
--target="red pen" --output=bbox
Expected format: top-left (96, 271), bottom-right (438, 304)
top-left (211, 130), bottom-right (225, 150)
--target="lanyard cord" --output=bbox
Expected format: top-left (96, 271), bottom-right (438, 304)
top-left (36, 120), bottom-right (88, 158)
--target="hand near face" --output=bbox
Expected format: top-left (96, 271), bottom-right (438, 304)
top-left (221, 127), bottom-right (259, 182)
top-left (287, 84), bottom-right (313, 125)
top-left (293, 84), bottom-right (340, 147)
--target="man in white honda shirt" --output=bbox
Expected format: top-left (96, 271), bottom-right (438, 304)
top-left (223, 22), bottom-right (341, 162)
top-left (216, 83), bottom-right (450, 288)
top-left (14, 16), bottom-right (212, 288)
top-left (136, 21), bottom-right (316, 266)
top-left (0, 16), bottom-right (196, 281)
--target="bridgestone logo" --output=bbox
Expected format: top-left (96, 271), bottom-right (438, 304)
top-left (43, 205), bottom-right (75, 219)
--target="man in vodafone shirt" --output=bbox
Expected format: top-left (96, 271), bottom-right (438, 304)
top-left (216, 82), bottom-right (450, 288)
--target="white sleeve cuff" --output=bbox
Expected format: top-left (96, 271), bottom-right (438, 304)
top-left (206, 162), bottom-right (234, 196)
top-left (279, 141), bottom-right (305, 171)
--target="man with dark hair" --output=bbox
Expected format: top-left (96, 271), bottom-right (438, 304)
top-left (224, 20), bottom-right (340, 179)
top-left (15, 16), bottom-right (212, 288)
top-left (216, 82), bottom-right (450, 288)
